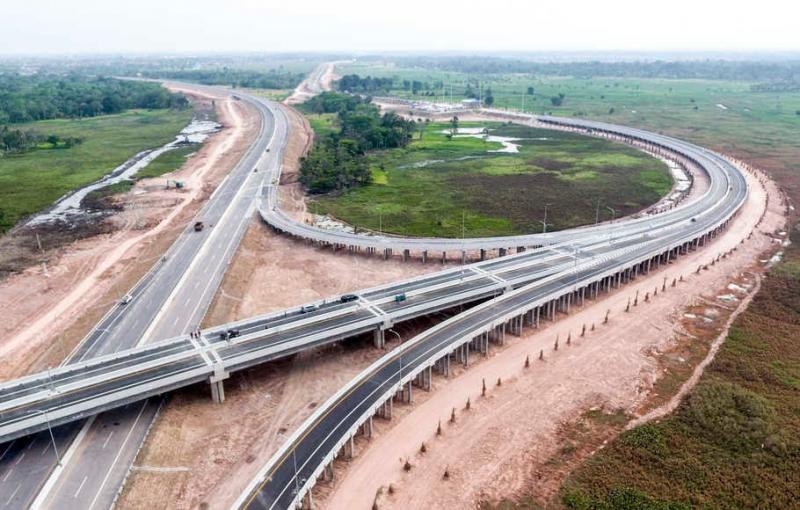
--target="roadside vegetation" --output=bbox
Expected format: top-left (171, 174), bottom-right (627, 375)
top-left (135, 144), bottom-right (199, 181)
top-left (0, 74), bottom-right (188, 123)
top-left (307, 117), bottom-right (670, 237)
top-left (298, 92), bottom-right (416, 193)
top-left (142, 68), bottom-right (304, 90)
top-left (0, 109), bottom-right (192, 232)
top-left (559, 240), bottom-right (800, 509)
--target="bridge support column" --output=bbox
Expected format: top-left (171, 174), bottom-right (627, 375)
top-left (303, 491), bottom-right (313, 509)
top-left (441, 251), bottom-right (447, 264)
top-left (378, 398), bottom-right (393, 420)
top-left (373, 328), bottom-right (385, 349)
top-left (461, 251), bottom-right (466, 264)
top-left (517, 246), bottom-right (525, 253)
top-left (403, 249), bottom-right (410, 261)
top-left (208, 365), bottom-right (229, 404)
top-left (422, 250), bottom-right (427, 263)
top-left (480, 249), bottom-right (486, 261)
top-left (499, 248), bottom-right (507, 257)
top-left (322, 463), bottom-right (334, 482)
top-left (402, 381), bottom-right (413, 403)
top-left (344, 435), bottom-right (356, 459)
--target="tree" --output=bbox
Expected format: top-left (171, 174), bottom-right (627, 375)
top-left (450, 116), bottom-right (459, 136)
top-left (527, 86), bottom-right (535, 95)
top-left (550, 93), bottom-right (566, 107)
top-left (483, 87), bottom-right (495, 106)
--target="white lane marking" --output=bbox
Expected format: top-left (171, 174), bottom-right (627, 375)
top-left (87, 401), bottom-right (149, 510)
top-left (26, 439), bottom-right (36, 451)
top-left (5, 483), bottom-right (20, 506)
top-left (172, 316), bottom-right (180, 327)
top-left (73, 476), bottom-right (88, 498)
top-left (30, 415), bottom-right (96, 510)
top-left (0, 441), bottom-right (14, 462)
top-left (1, 469), bottom-right (12, 482)
top-left (102, 430), bottom-right (115, 449)
top-left (13, 452), bottom-right (25, 465)
top-left (40, 442), bottom-right (51, 456)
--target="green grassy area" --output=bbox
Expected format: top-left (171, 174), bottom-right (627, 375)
top-left (244, 87), bottom-right (293, 102)
top-left (559, 240), bottom-right (800, 509)
top-left (0, 108), bottom-right (191, 231)
top-left (135, 144), bottom-right (199, 180)
top-left (339, 62), bottom-right (800, 197)
top-left (310, 121), bottom-right (671, 237)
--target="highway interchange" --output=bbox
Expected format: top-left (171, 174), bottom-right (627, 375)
top-left (0, 74), bottom-right (748, 509)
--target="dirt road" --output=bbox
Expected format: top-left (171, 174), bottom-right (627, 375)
top-left (284, 62), bottom-right (339, 105)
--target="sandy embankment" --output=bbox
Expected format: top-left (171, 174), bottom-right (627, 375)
top-left (321, 163), bottom-right (785, 510)
top-left (0, 89), bottom-right (259, 379)
top-left (284, 62), bottom-right (338, 105)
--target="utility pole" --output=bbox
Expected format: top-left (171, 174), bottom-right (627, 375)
top-left (540, 203), bottom-right (552, 233)
top-left (606, 206), bottom-right (617, 243)
top-left (595, 198), bottom-right (602, 224)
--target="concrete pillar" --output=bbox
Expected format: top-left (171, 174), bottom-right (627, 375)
top-left (461, 251), bottom-right (467, 264)
top-left (480, 249), bottom-right (487, 261)
top-left (210, 380), bottom-right (225, 403)
top-left (499, 248), bottom-right (507, 257)
top-left (209, 365), bottom-right (229, 404)
top-left (422, 250), bottom-right (427, 263)
top-left (373, 328), bottom-right (385, 349)
top-left (441, 251), bottom-right (447, 264)
top-left (403, 249), bottom-right (410, 261)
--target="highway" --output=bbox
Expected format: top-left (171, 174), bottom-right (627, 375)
top-left (0, 81), bottom-right (747, 509)
top-left (239, 125), bottom-right (748, 509)
top-left (0, 85), bottom-right (283, 509)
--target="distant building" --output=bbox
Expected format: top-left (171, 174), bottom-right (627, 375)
top-left (461, 98), bottom-right (481, 109)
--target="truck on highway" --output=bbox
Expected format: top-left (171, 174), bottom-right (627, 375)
top-left (194, 221), bottom-right (205, 232)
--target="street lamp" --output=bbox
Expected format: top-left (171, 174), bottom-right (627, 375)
top-left (32, 409), bottom-right (61, 466)
top-left (540, 203), bottom-right (552, 234)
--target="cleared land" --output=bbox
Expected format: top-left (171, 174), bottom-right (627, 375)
top-left (0, 108), bottom-right (192, 231)
top-left (311, 122), bottom-right (671, 237)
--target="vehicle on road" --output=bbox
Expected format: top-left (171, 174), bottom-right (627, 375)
top-left (394, 293), bottom-right (407, 303)
top-left (340, 294), bottom-right (358, 303)
top-left (120, 295), bottom-right (132, 305)
top-left (194, 221), bottom-right (205, 232)
top-left (300, 304), bottom-right (317, 314)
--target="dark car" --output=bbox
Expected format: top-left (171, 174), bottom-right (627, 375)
top-left (340, 294), bottom-right (359, 303)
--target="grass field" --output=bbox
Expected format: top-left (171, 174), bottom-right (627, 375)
top-left (135, 144), bottom-right (200, 181)
top-left (339, 62), bottom-right (800, 199)
top-left (310, 121), bottom-right (671, 237)
top-left (0, 108), bottom-right (192, 231)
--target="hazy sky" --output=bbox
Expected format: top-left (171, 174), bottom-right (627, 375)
top-left (2, 0), bottom-right (798, 55)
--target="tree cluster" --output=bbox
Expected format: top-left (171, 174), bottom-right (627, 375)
top-left (0, 74), bottom-right (188, 124)
top-left (300, 93), bottom-right (415, 194)
top-left (383, 56), bottom-right (800, 81)
top-left (336, 74), bottom-right (394, 93)
top-left (142, 68), bottom-right (304, 90)
top-left (0, 126), bottom-right (82, 155)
